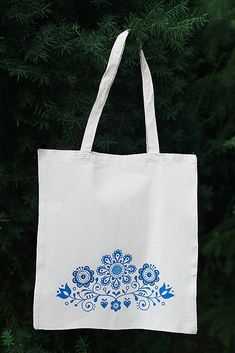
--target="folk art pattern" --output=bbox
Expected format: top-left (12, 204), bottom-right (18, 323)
top-left (56, 249), bottom-right (175, 312)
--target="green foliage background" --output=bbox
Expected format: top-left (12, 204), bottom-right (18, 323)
top-left (0, 0), bottom-right (235, 352)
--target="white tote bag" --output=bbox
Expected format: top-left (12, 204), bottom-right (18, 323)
top-left (33, 29), bottom-right (198, 334)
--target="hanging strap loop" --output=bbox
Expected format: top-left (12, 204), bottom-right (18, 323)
top-left (80, 29), bottom-right (159, 154)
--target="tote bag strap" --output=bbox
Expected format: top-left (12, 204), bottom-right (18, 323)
top-left (80, 29), bottom-right (159, 153)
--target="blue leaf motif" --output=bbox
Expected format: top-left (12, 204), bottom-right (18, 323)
top-left (112, 291), bottom-right (121, 296)
top-left (56, 283), bottom-right (71, 299)
top-left (84, 291), bottom-right (93, 296)
top-left (159, 283), bottom-right (174, 299)
top-left (139, 290), bottom-right (147, 295)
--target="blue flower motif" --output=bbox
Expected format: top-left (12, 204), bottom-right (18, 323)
top-left (159, 283), bottom-right (174, 299)
top-left (138, 263), bottom-right (160, 286)
top-left (111, 299), bottom-right (121, 312)
top-left (97, 249), bottom-right (137, 289)
top-left (56, 283), bottom-right (71, 299)
top-left (72, 266), bottom-right (94, 288)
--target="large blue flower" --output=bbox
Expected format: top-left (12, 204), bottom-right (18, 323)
top-left (97, 249), bottom-right (137, 289)
top-left (138, 263), bottom-right (160, 286)
top-left (72, 266), bottom-right (94, 288)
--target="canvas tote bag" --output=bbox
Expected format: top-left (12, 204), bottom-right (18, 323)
top-left (33, 29), bottom-right (198, 334)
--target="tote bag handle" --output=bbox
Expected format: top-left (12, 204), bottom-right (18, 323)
top-left (80, 29), bottom-right (159, 154)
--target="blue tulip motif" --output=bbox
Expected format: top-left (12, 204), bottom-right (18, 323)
top-left (56, 283), bottom-right (71, 299)
top-left (159, 283), bottom-right (174, 299)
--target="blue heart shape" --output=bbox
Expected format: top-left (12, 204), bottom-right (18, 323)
top-left (101, 300), bottom-right (108, 309)
top-left (124, 299), bottom-right (131, 308)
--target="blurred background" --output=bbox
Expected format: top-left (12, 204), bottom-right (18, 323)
top-left (0, 0), bottom-right (234, 352)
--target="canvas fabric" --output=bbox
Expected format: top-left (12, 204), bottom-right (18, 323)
top-left (33, 30), bottom-right (198, 334)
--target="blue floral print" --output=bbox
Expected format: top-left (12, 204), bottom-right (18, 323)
top-left (111, 299), bottom-right (121, 312)
top-left (56, 249), bottom-right (174, 312)
top-left (97, 249), bottom-right (136, 289)
top-left (72, 266), bottom-right (94, 288)
top-left (138, 263), bottom-right (160, 286)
